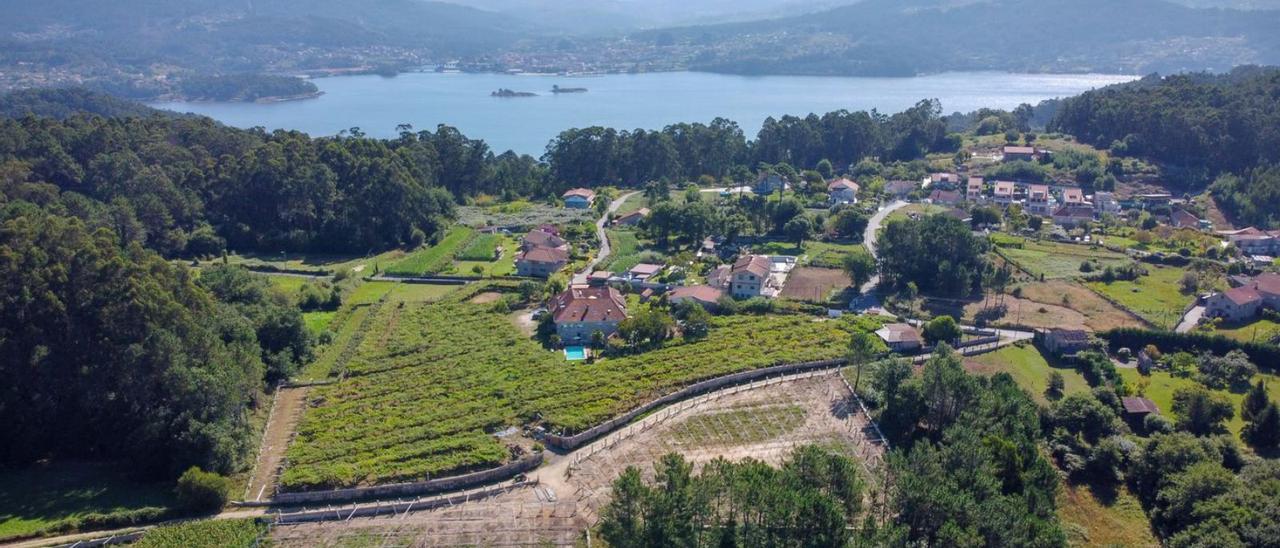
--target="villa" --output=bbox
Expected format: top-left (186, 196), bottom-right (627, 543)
top-left (730, 255), bottom-right (774, 298)
top-left (515, 246), bottom-right (569, 278)
top-left (551, 286), bottom-right (628, 343)
top-left (1204, 273), bottom-right (1280, 323)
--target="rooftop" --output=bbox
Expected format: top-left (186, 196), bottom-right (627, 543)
top-left (1121, 397), bottom-right (1159, 415)
top-left (518, 246), bottom-right (569, 264)
top-left (562, 188), bottom-right (596, 199)
top-left (733, 254), bottom-right (772, 277)
top-left (876, 323), bottom-right (923, 344)
top-left (668, 285), bottom-right (724, 304)
top-left (552, 286), bottom-right (627, 324)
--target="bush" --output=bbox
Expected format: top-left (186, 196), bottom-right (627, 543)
top-left (174, 467), bottom-right (231, 513)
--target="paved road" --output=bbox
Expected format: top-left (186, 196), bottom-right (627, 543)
top-left (572, 191), bottom-right (639, 285)
top-left (1176, 305), bottom-right (1205, 333)
top-left (858, 200), bottom-right (908, 294)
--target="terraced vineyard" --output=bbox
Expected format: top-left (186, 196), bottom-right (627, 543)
top-left (281, 297), bottom-right (870, 490)
top-left (384, 227), bottom-right (477, 276)
top-left (133, 518), bottom-right (268, 548)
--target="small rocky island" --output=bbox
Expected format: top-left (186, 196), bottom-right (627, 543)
top-left (552, 84), bottom-right (588, 94)
top-left (492, 88), bottom-right (537, 98)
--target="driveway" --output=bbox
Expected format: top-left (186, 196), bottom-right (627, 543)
top-left (572, 191), bottom-right (639, 285)
top-left (1176, 305), bottom-right (1205, 333)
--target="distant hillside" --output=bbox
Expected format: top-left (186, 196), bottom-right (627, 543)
top-left (636, 0), bottom-right (1280, 76)
top-left (0, 88), bottom-right (175, 119)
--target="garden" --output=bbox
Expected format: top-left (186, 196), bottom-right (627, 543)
top-left (280, 295), bottom-right (875, 490)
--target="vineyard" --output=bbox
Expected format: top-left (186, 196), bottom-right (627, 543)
top-left (384, 227), bottom-right (477, 276)
top-left (455, 233), bottom-right (501, 261)
top-left (132, 518), bottom-right (268, 548)
top-left (281, 299), bottom-right (874, 491)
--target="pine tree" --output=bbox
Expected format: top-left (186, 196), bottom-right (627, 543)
top-left (1242, 379), bottom-right (1270, 423)
top-left (1244, 403), bottom-right (1280, 449)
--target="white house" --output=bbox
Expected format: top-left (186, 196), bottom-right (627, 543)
top-left (827, 178), bottom-right (859, 204)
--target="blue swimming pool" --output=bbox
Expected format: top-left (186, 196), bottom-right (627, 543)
top-left (564, 346), bottom-right (587, 361)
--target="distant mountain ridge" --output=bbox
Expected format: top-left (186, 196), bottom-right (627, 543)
top-left (632, 0), bottom-right (1280, 76)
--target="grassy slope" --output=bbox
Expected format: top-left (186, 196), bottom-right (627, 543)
top-left (1215, 318), bottom-right (1280, 345)
top-left (962, 343), bottom-right (1091, 405)
top-left (0, 463), bottom-right (174, 541)
top-left (385, 227), bottom-right (477, 276)
top-left (1087, 266), bottom-right (1197, 330)
top-left (1058, 482), bottom-right (1158, 547)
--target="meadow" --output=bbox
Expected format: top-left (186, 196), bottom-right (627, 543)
top-left (1087, 266), bottom-right (1200, 330)
top-left (995, 238), bottom-right (1131, 280)
top-left (1118, 369), bottom-right (1280, 439)
top-left (281, 297), bottom-right (872, 490)
top-left (962, 343), bottom-right (1091, 405)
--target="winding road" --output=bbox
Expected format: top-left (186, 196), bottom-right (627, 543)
top-left (572, 191), bottom-right (639, 285)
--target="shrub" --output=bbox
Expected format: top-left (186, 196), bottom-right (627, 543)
top-left (174, 467), bottom-right (231, 513)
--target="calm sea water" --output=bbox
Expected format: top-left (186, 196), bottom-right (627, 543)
top-left (152, 71), bottom-right (1136, 156)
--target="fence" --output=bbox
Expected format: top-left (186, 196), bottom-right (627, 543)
top-left (54, 531), bottom-right (145, 548)
top-left (270, 452), bottom-right (544, 505)
top-left (544, 358), bottom-right (848, 450)
top-left (272, 481), bottom-right (534, 524)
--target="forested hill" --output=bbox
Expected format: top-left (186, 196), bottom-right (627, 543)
top-left (1048, 66), bottom-right (1280, 228)
top-left (0, 88), bottom-right (178, 119)
top-left (637, 0), bottom-right (1280, 76)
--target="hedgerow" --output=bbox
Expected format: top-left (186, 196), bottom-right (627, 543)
top-left (281, 301), bottom-right (869, 490)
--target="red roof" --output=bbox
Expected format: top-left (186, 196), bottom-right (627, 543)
top-left (523, 230), bottom-right (567, 249)
top-left (668, 285), bottom-right (724, 305)
top-left (1223, 285), bottom-right (1262, 306)
top-left (518, 246), bottom-right (568, 264)
top-left (828, 178), bottom-right (859, 192)
top-left (629, 263), bottom-right (664, 276)
top-left (733, 255), bottom-right (771, 277)
top-left (929, 189), bottom-right (961, 203)
top-left (1255, 273), bottom-right (1280, 296)
top-left (562, 188), bottom-right (596, 200)
top-left (552, 286), bottom-right (627, 324)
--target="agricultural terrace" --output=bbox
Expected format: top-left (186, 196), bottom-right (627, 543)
top-left (281, 292), bottom-right (879, 490)
top-left (384, 226), bottom-right (477, 276)
top-left (993, 236), bottom-right (1131, 280)
top-left (602, 229), bottom-right (662, 274)
top-left (133, 518), bottom-right (269, 548)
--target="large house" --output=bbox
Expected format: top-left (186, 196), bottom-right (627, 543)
top-left (730, 255), bottom-right (773, 299)
top-left (1220, 228), bottom-right (1280, 256)
top-left (993, 181), bottom-right (1016, 205)
top-left (927, 189), bottom-right (962, 206)
top-left (516, 228), bottom-right (570, 278)
top-left (1061, 187), bottom-right (1086, 205)
top-left (966, 176), bottom-right (985, 203)
top-left (1026, 184), bottom-right (1054, 216)
top-left (562, 188), bottom-right (597, 209)
top-left (1205, 273), bottom-right (1280, 323)
top-left (628, 263), bottom-right (664, 282)
top-left (828, 178), bottom-right (859, 204)
top-left (1095, 192), bottom-right (1121, 215)
top-left (516, 246), bottom-right (569, 278)
top-left (875, 323), bottom-right (923, 352)
top-left (929, 173), bottom-right (961, 188)
top-left (1052, 204), bottom-right (1096, 227)
top-left (551, 286), bottom-right (628, 343)
top-left (1002, 145), bottom-right (1038, 163)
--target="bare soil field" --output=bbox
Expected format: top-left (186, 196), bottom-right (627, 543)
top-left (469, 291), bottom-right (503, 304)
top-left (780, 267), bottom-right (850, 302)
top-left (244, 386), bottom-right (308, 503)
top-left (1016, 280), bottom-right (1138, 332)
top-left (269, 373), bottom-right (882, 547)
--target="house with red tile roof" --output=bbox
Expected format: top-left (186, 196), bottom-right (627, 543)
top-left (1205, 285), bottom-right (1263, 323)
top-left (613, 208), bottom-right (650, 226)
top-left (1052, 203), bottom-right (1096, 227)
top-left (966, 176), bottom-right (985, 203)
top-left (730, 255), bottom-right (773, 298)
top-left (927, 189), bottom-right (963, 206)
top-left (1025, 184), bottom-right (1054, 216)
top-left (515, 246), bottom-right (569, 278)
top-left (668, 285), bottom-right (725, 310)
top-left (1002, 145), bottom-right (1038, 162)
top-left (827, 178), bottom-right (859, 204)
top-left (522, 230), bottom-right (568, 251)
top-left (993, 181), bottom-right (1016, 205)
top-left (562, 188), bottom-right (597, 209)
top-left (875, 323), bottom-right (923, 352)
top-left (551, 286), bottom-right (628, 343)
top-left (1169, 209), bottom-right (1201, 229)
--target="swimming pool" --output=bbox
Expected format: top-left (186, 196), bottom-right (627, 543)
top-left (564, 346), bottom-right (587, 361)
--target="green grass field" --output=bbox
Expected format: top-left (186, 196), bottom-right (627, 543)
top-left (1087, 266), bottom-right (1198, 330)
top-left (384, 227), bottom-right (477, 276)
top-left (266, 275), bottom-right (309, 294)
top-left (0, 463), bottom-right (173, 541)
top-left (996, 238), bottom-right (1131, 280)
top-left (962, 344), bottom-right (1091, 404)
top-left (456, 234), bottom-right (500, 261)
top-left (302, 311), bottom-right (337, 336)
top-left (281, 296), bottom-right (872, 490)
top-left (602, 229), bottom-right (663, 273)
top-left (1118, 369), bottom-right (1280, 439)
top-left (1215, 318), bottom-right (1280, 345)
top-left (1058, 482), bottom-right (1157, 547)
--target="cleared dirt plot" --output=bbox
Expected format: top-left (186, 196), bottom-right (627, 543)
top-left (270, 374), bottom-right (882, 547)
top-left (780, 267), bottom-right (851, 302)
top-left (1013, 280), bottom-right (1139, 331)
top-left (469, 291), bottom-right (504, 304)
